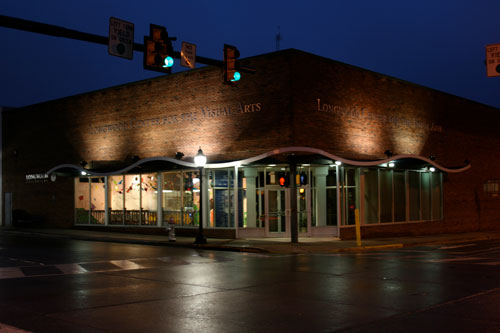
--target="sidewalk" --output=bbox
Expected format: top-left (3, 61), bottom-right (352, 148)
top-left (2, 227), bottom-right (500, 254)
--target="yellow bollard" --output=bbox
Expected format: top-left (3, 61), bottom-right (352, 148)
top-left (355, 208), bottom-right (362, 247)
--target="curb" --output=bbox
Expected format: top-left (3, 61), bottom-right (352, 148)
top-left (328, 243), bottom-right (404, 253)
top-left (0, 229), bottom-right (270, 253)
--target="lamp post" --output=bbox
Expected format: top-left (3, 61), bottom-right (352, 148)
top-left (194, 147), bottom-right (207, 244)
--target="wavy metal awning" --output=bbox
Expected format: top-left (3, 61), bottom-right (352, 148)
top-left (46, 146), bottom-right (470, 177)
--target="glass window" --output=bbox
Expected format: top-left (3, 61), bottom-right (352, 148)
top-left (408, 171), bottom-right (420, 221)
top-left (431, 172), bottom-right (442, 220)
top-left (209, 169), bottom-right (235, 228)
top-left (380, 170), bottom-right (393, 223)
top-left (75, 178), bottom-right (90, 224)
top-left (162, 172), bottom-right (182, 225)
top-left (141, 173), bottom-right (158, 225)
top-left (364, 169), bottom-right (378, 224)
top-left (238, 169), bottom-right (246, 228)
top-left (183, 171), bottom-right (200, 227)
top-left (344, 168), bottom-right (359, 225)
top-left (124, 175), bottom-right (141, 225)
top-left (90, 177), bottom-right (106, 224)
top-left (393, 171), bottom-right (406, 222)
top-left (421, 172), bottom-right (431, 220)
top-left (109, 175), bottom-right (124, 225)
top-left (257, 185), bottom-right (265, 228)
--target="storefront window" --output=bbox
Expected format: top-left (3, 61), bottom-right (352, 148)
top-left (364, 169), bottom-right (378, 224)
top-left (141, 173), bottom-right (158, 225)
top-left (108, 175), bottom-right (124, 225)
top-left (421, 172), bottom-right (431, 221)
top-left (75, 178), bottom-right (90, 224)
top-left (208, 169), bottom-right (236, 228)
top-left (73, 163), bottom-right (444, 231)
top-left (90, 177), bottom-right (106, 224)
top-left (238, 168), bottom-right (246, 228)
top-left (409, 171), bottom-right (420, 221)
top-left (257, 171), bottom-right (265, 228)
top-left (361, 168), bottom-right (441, 225)
top-left (431, 173), bottom-right (442, 220)
top-left (162, 172), bottom-right (182, 225)
top-left (393, 171), bottom-right (406, 222)
top-left (380, 170), bottom-right (393, 223)
top-left (183, 171), bottom-right (200, 227)
top-left (124, 175), bottom-right (141, 225)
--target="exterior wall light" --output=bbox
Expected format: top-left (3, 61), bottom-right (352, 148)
top-left (429, 167), bottom-right (436, 172)
top-left (81, 171), bottom-right (87, 176)
top-left (335, 161), bottom-right (342, 166)
top-left (194, 147), bottom-right (207, 167)
top-left (388, 162), bottom-right (395, 168)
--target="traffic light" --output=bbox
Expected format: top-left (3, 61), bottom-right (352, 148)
top-left (278, 172), bottom-right (289, 187)
top-left (143, 24), bottom-right (176, 74)
top-left (299, 172), bottom-right (308, 186)
top-left (223, 44), bottom-right (241, 84)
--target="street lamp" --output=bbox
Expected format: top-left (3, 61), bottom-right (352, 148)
top-left (194, 147), bottom-right (207, 244)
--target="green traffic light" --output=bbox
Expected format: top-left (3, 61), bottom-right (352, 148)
top-left (163, 56), bottom-right (174, 68)
top-left (231, 71), bottom-right (241, 82)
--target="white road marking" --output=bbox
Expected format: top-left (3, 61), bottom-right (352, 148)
top-left (110, 260), bottom-right (144, 270)
top-left (55, 263), bottom-right (88, 274)
top-left (0, 255), bottom-right (217, 280)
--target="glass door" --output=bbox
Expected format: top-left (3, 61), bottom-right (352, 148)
top-left (297, 186), bottom-right (311, 235)
top-left (266, 186), bottom-right (289, 237)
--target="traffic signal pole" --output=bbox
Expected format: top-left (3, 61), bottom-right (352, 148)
top-left (0, 14), bottom-right (224, 68)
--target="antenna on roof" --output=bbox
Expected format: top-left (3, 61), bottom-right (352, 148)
top-left (276, 26), bottom-right (282, 51)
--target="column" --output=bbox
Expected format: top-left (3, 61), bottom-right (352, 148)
top-left (244, 167), bottom-right (258, 228)
top-left (314, 166), bottom-right (329, 227)
top-left (202, 168), bottom-right (209, 228)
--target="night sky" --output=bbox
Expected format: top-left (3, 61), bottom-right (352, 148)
top-left (1, 1), bottom-right (499, 108)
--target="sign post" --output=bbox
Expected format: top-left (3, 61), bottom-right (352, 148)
top-left (486, 43), bottom-right (500, 77)
top-left (108, 17), bottom-right (134, 60)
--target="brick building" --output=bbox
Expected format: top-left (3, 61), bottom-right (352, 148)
top-left (2, 49), bottom-right (499, 239)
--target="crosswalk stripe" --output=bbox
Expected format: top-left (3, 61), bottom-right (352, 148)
top-left (55, 263), bottom-right (88, 274)
top-left (110, 260), bottom-right (144, 270)
top-left (0, 255), bottom-right (210, 280)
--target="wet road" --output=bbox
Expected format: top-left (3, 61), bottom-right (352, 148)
top-left (1, 234), bottom-right (500, 332)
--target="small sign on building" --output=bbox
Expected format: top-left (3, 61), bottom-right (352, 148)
top-left (108, 17), bottom-right (134, 60)
top-left (181, 42), bottom-right (196, 69)
top-left (486, 43), bottom-right (500, 77)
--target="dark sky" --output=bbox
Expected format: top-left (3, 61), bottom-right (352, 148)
top-left (1, 0), bottom-right (499, 108)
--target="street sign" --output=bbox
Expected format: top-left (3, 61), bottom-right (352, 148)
top-left (181, 42), bottom-right (196, 68)
top-left (108, 17), bottom-right (134, 60)
top-left (486, 43), bottom-right (500, 77)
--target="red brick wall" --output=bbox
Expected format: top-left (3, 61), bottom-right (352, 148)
top-left (3, 49), bottom-right (500, 236)
top-left (285, 51), bottom-right (500, 238)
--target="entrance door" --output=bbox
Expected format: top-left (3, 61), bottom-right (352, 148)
top-left (266, 187), bottom-right (289, 237)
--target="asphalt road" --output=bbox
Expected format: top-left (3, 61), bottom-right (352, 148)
top-left (1, 234), bottom-right (500, 332)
